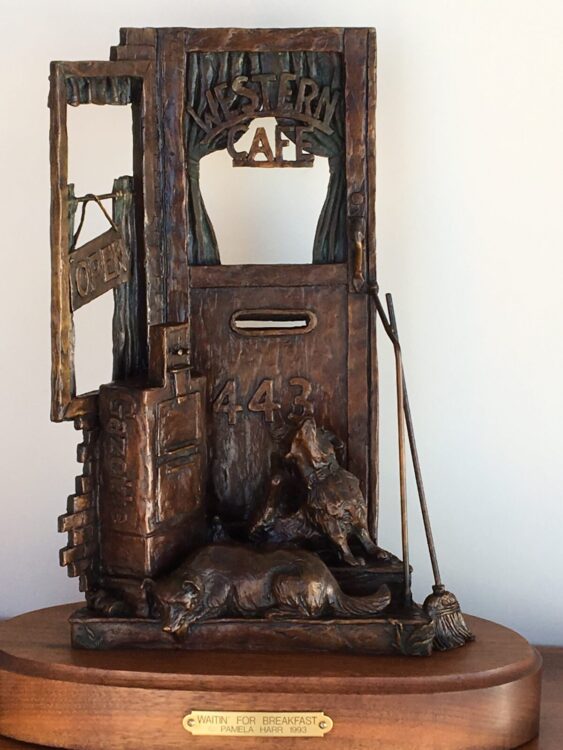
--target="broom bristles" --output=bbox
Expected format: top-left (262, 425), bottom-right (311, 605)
top-left (424, 585), bottom-right (474, 652)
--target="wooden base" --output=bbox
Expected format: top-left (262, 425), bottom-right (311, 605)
top-left (0, 604), bottom-right (541, 750)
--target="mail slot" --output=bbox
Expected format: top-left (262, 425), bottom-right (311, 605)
top-left (230, 308), bottom-right (317, 336)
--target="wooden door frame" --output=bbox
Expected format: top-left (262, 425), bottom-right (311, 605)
top-left (144, 26), bottom-right (379, 532)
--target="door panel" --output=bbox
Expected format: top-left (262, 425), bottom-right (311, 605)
top-left (191, 283), bottom-right (349, 522)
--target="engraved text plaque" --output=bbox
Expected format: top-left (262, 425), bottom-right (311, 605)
top-left (183, 711), bottom-right (334, 737)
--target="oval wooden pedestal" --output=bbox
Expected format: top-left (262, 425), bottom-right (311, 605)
top-left (0, 604), bottom-right (541, 750)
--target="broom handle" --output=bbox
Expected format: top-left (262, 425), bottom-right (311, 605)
top-left (371, 289), bottom-right (412, 604)
top-left (368, 288), bottom-right (380, 544)
top-left (385, 293), bottom-right (443, 589)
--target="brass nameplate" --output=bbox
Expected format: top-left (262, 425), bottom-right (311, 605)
top-left (183, 711), bottom-right (334, 737)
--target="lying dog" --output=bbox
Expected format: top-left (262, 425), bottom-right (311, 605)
top-left (143, 544), bottom-right (391, 637)
top-left (286, 419), bottom-right (389, 566)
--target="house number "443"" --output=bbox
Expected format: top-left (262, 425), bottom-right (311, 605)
top-left (213, 377), bottom-right (313, 425)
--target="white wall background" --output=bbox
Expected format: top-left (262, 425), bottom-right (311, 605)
top-left (1, 0), bottom-right (562, 646)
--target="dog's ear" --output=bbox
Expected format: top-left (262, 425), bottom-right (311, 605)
top-left (182, 580), bottom-right (201, 597)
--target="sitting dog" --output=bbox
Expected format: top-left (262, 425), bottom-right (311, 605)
top-left (143, 544), bottom-right (391, 637)
top-left (286, 419), bottom-right (389, 566)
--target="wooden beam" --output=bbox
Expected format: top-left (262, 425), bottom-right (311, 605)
top-left (49, 62), bottom-right (72, 422)
top-left (185, 27), bottom-right (345, 52)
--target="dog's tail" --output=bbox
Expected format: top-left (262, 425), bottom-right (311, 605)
top-left (330, 584), bottom-right (391, 617)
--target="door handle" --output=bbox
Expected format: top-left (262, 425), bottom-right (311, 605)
top-left (353, 227), bottom-right (365, 292)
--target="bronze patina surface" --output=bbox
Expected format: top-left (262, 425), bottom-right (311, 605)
top-left (49, 26), bottom-right (471, 655)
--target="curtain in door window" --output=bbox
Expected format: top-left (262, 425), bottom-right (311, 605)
top-left (185, 51), bottom-right (345, 265)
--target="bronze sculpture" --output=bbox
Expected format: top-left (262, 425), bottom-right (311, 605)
top-left (286, 418), bottom-right (391, 566)
top-left (50, 26), bottom-right (472, 656)
top-left (144, 545), bottom-right (392, 637)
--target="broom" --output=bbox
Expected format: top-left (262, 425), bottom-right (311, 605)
top-left (370, 288), bottom-right (412, 608)
top-left (373, 287), bottom-right (474, 651)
